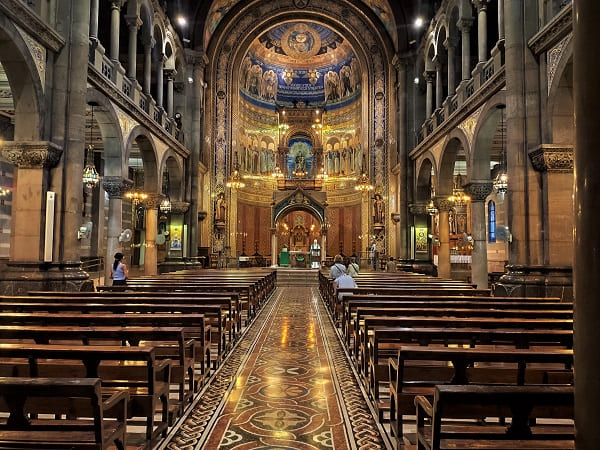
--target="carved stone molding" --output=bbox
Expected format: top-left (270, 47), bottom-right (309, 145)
top-left (0, 0), bottom-right (65, 52)
top-left (528, 145), bottom-right (574, 173)
top-left (390, 212), bottom-right (401, 223)
top-left (102, 176), bottom-right (133, 199)
top-left (409, 203), bottom-right (427, 216)
top-left (198, 211), bottom-right (207, 222)
top-left (434, 197), bottom-right (454, 212)
top-left (0, 141), bottom-right (62, 168)
top-left (185, 49), bottom-right (208, 67)
top-left (170, 201), bottom-right (190, 215)
top-left (528, 4), bottom-right (572, 56)
top-left (143, 193), bottom-right (163, 210)
top-left (464, 181), bottom-right (493, 201)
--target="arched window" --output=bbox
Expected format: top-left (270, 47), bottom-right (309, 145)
top-left (488, 200), bottom-right (496, 243)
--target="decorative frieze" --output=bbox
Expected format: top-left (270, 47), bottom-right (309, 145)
top-left (102, 176), bottom-right (133, 199)
top-left (0, 141), bottom-right (62, 168)
top-left (528, 145), bottom-right (574, 173)
top-left (528, 4), bottom-right (573, 56)
top-left (464, 181), bottom-right (493, 201)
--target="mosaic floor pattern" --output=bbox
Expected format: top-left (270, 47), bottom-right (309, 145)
top-left (161, 286), bottom-right (388, 450)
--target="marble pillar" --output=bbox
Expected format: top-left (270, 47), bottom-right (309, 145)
top-left (271, 229), bottom-right (278, 266)
top-left (321, 233), bottom-right (327, 264)
top-left (102, 176), bottom-right (133, 282)
top-left (165, 69), bottom-right (175, 118)
top-left (425, 71), bottom-right (435, 119)
top-left (435, 60), bottom-right (443, 109)
top-left (143, 41), bottom-right (153, 95)
top-left (393, 55), bottom-right (409, 259)
top-left (156, 55), bottom-right (165, 109)
top-left (126, 16), bottom-right (141, 80)
top-left (465, 182), bottom-right (493, 288)
top-left (458, 18), bottom-right (473, 81)
top-left (574, 1), bottom-right (600, 444)
top-left (143, 195), bottom-right (160, 276)
top-left (435, 198), bottom-right (453, 279)
top-left (497, 0), bottom-right (505, 42)
top-left (445, 38), bottom-right (458, 96)
top-left (474, 0), bottom-right (489, 65)
top-left (109, 1), bottom-right (121, 62)
top-left (89, 0), bottom-right (99, 46)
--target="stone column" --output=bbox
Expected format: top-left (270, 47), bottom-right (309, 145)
top-left (156, 54), bottom-right (165, 109)
top-left (142, 39), bottom-right (153, 95)
top-left (498, 0), bottom-right (505, 42)
top-left (435, 198), bottom-right (453, 279)
top-left (102, 176), bottom-right (133, 281)
top-left (321, 232), bottom-right (327, 264)
top-left (393, 55), bottom-right (409, 259)
top-left (143, 195), bottom-right (160, 275)
top-left (126, 15), bottom-right (142, 80)
top-left (0, 142), bottom-right (62, 262)
top-left (445, 38), bottom-right (458, 96)
top-left (90, 0), bottom-right (100, 46)
top-left (165, 69), bottom-right (175, 118)
top-left (474, 0), bottom-right (490, 65)
top-left (465, 182), bottom-right (493, 288)
top-left (458, 19), bottom-right (473, 81)
top-left (109, 1), bottom-right (122, 62)
top-left (574, 1), bottom-right (600, 446)
top-left (424, 71), bottom-right (435, 118)
top-left (271, 228), bottom-right (278, 266)
top-left (434, 60), bottom-right (443, 109)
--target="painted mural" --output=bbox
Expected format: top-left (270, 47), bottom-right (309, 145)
top-left (204, 0), bottom-right (397, 49)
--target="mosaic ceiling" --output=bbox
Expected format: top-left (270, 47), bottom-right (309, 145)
top-left (203, 0), bottom-right (397, 49)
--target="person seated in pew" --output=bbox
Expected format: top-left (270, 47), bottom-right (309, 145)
top-left (110, 252), bottom-right (129, 286)
top-left (333, 271), bottom-right (357, 301)
top-left (386, 256), bottom-right (397, 273)
top-left (347, 256), bottom-right (360, 278)
top-left (329, 254), bottom-right (346, 280)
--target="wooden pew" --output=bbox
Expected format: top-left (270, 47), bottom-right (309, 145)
top-left (0, 343), bottom-right (170, 446)
top-left (387, 346), bottom-right (573, 442)
top-left (0, 377), bottom-right (128, 450)
top-left (415, 385), bottom-right (573, 450)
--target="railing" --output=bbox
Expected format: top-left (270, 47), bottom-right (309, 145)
top-left (81, 256), bottom-right (105, 287)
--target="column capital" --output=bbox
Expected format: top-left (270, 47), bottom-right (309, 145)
top-left (472, 0), bottom-right (490, 12)
top-left (423, 71), bottom-right (436, 83)
top-left (110, 0), bottom-right (124, 11)
top-left (125, 15), bottom-right (143, 30)
top-left (528, 144), bottom-right (574, 173)
top-left (463, 181), bottom-right (493, 201)
top-left (392, 53), bottom-right (413, 72)
top-left (170, 201), bottom-right (190, 215)
top-left (0, 141), bottom-right (62, 168)
top-left (457, 17), bottom-right (474, 32)
top-left (143, 193), bottom-right (163, 210)
top-left (164, 68), bottom-right (176, 80)
top-left (434, 197), bottom-right (454, 212)
top-left (444, 36), bottom-right (460, 50)
top-left (102, 176), bottom-right (133, 199)
top-left (408, 202), bottom-right (428, 215)
top-left (185, 49), bottom-right (208, 67)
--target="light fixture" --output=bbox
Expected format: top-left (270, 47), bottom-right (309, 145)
top-left (493, 105), bottom-right (508, 194)
top-left (176, 16), bottom-right (187, 27)
top-left (426, 200), bottom-right (438, 215)
top-left (414, 17), bottom-right (425, 29)
top-left (226, 152), bottom-right (246, 190)
top-left (448, 172), bottom-right (470, 206)
top-left (317, 168), bottom-right (328, 179)
top-left (355, 155), bottom-right (374, 192)
top-left (271, 166), bottom-right (284, 178)
top-left (125, 190), bottom-right (148, 205)
top-left (187, 77), bottom-right (194, 84)
top-left (82, 104), bottom-right (100, 188)
top-left (414, 77), bottom-right (420, 85)
top-left (160, 196), bottom-right (171, 213)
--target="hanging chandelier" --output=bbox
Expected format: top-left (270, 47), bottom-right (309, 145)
top-left (159, 196), bottom-right (171, 213)
top-left (125, 190), bottom-right (148, 205)
top-left (426, 199), bottom-right (438, 215)
top-left (271, 166), bottom-right (284, 178)
top-left (226, 152), bottom-right (245, 189)
top-left (448, 172), bottom-right (470, 206)
top-left (82, 104), bottom-right (100, 188)
top-left (355, 155), bottom-right (374, 192)
top-left (493, 105), bottom-right (508, 194)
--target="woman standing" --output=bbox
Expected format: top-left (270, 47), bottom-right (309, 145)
top-left (110, 252), bottom-right (129, 286)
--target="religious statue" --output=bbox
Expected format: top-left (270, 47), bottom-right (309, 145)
top-left (310, 239), bottom-right (321, 268)
top-left (215, 193), bottom-right (227, 224)
top-left (373, 193), bottom-right (385, 225)
top-left (295, 154), bottom-right (306, 172)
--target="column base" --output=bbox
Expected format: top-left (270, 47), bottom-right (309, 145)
top-left (494, 265), bottom-right (572, 300)
top-left (0, 261), bottom-right (94, 295)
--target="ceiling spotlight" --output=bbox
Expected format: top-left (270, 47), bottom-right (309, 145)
top-left (176, 16), bottom-right (187, 27)
top-left (414, 77), bottom-right (420, 85)
top-left (188, 76), bottom-right (194, 84)
top-left (414, 17), bottom-right (425, 29)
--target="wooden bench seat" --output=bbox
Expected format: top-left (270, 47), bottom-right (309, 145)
top-left (415, 385), bottom-right (573, 450)
top-left (0, 377), bottom-right (127, 450)
top-left (387, 346), bottom-right (573, 442)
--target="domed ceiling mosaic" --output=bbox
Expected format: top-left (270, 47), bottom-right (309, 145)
top-left (203, 0), bottom-right (397, 49)
top-left (240, 22), bottom-right (361, 109)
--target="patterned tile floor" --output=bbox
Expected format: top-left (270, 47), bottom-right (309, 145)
top-left (160, 286), bottom-right (390, 450)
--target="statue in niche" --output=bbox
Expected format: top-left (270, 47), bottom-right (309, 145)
top-left (449, 209), bottom-right (457, 234)
top-left (295, 154), bottom-right (306, 172)
top-left (215, 193), bottom-right (227, 224)
top-left (373, 193), bottom-right (385, 225)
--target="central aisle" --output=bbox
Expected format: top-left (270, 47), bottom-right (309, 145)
top-left (162, 286), bottom-right (388, 449)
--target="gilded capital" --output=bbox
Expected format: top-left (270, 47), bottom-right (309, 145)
top-left (464, 181), bottom-right (493, 201)
top-left (102, 177), bottom-right (133, 199)
top-left (529, 145), bottom-right (574, 173)
top-left (434, 197), bottom-right (454, 212)
top-left (143, 193), bottom-right (163, 210)
top-left (170, 201), bottom-right (190, 215)
top-left (0, 141), bottom-right (62, 168)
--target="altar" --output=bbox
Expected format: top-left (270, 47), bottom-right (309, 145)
top-left (289, 250), bottom-right (308, 268)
